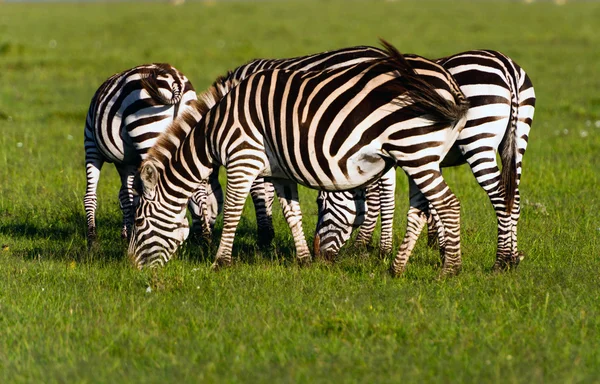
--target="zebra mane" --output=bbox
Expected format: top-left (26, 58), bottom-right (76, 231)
top-left (139, 63), bottom-right (185, 105)
top-left (145, 79), bottom-right (226, 168)
top-left (377, 39), bottom-right (469, 125)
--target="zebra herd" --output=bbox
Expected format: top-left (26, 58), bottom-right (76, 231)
top-left (84, 40), bottom-right (535, 276)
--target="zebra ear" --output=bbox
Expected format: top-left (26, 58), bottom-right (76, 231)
top-left (140, 162), bottom-right (159, 199)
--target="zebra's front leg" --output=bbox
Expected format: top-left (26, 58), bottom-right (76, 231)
top-left (212, 166), bottom-right (262, 269)
top-left (84, 152), bottom-right (104, 249)
top-left (272, 180), bottom-right (311, 265)
top-left (390, 178), bottom-right (429, 276)
top-left (116, 164), bottom-right (138, 241)
top-left (250, 178), bottom-right (275, 248)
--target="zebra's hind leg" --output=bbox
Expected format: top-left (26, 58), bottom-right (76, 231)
top-left (212, 165), bottom-right (262, 270)
top-left (116, 164), bottom-right (138, 241)
top-left (84, 153), bottom-right (104, 249)
top-left (272, 180), bottom-right (311, 265)
top-left (493, 187), bottom-right (522, 271)
top-left (390, 178), bottom-right (429, 276)
top-left (250, 178), bottom-right (275, 248)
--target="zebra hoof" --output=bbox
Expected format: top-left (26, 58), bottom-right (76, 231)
top-left (211, 258), bottom-right (232, 271)
top-left (389, 265), bottom-right (405, 278)
top-left (440, 264), bottom-right (461, 278)
top-left (296, 256), bottom-right (312, 267)
top-left (87, 230), bottom-right (97, 251)
top-left (379, 247), bottom-right (393, 260)
top-left (492, 257), bottom-right (520, 272)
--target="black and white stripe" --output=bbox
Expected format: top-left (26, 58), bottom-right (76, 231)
top-left (83, 63), bottom-right (197, 247)
top-left (128, 41), bottom-right (469, 276)
top-left (188, 46), bottom-right (388, 247)
top-left (315, 50), bottom-right (536, 271)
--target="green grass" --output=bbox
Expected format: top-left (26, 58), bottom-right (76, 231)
top-left (1, 0), bottom-right (600, 382)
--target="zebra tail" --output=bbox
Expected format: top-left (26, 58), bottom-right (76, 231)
top-left (378, 39), bottom-right (470, 127)
top-left (499, 65), bottom-right (519, 214)
top-left (140, 63), bottom-right (184, 105)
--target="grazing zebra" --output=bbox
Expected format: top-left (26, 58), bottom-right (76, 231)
top-left (128, 41), bottom-right (470, 276)
top-left (314, 50), bottom-right (536, 272)
top-left (83, 63), bottom-right (198, 247)
top-left (184, 45), bottom-right (390, 247)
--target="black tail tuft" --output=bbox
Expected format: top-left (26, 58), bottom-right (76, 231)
top-left (378, 39), bottom-right (469, 126)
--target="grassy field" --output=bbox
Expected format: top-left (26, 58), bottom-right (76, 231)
top-left (1, 0), bottom-right (600, 382)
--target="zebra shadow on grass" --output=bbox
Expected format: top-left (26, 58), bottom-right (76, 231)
top-left (181, 215), bottom-right (301, 267)
top-left (0, 212), bottom-right (130, 262)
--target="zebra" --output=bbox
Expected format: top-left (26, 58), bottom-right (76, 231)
top-left (184, 45), bottom-right (390, 248)
top-left (313, 50), bottom-right (536, 272)
top-left (128, 40), bottom-right (470, 276)
top-left (83, 63), bottom-right (198, 248)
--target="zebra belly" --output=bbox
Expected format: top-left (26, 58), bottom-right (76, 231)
top-left (261, 142), bottom-right (388, 192)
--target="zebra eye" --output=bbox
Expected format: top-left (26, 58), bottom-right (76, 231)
top-left (135, 217), bottom-right (146, 227)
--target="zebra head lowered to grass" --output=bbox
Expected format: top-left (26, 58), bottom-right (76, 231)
top-left (313, 50), bottom-right (536, 272)
top-left (83, 63), bottom-right (199, 248)
top-left (128, 40), bottom-right (469, 275)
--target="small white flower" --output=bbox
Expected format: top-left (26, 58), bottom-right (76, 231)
top-left (67, 135), bottom-right (73, 140)
top-left (146, 286), bottom-right (152, 293)
top-left (580, 130), bottom-right (588, 138)
top-left (16, 142), bottom-right (23, 148)
top-left (595, 120), bottom-right (600, 128)
top-left (563, 129), bottom-right (569, 135)
top-left (196, 286), bottom-right (200, 289)
top-left (41, 288), bottom-right (45, 292)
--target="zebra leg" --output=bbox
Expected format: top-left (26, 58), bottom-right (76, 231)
top-left (390, 178), bottom-right (429, 276)
top-left (465, 157), bottom-right (515, 270)
top-left (511, 188), bottom-right (523, 262)
top-left (116, 164), bottom-right (137, 241)
top-left (355, 181), bottom-right (380, 248)
top-left (212, 166), bottom-right (261, 269)
top-left (84, 151), bottom-right (104, 249)
top-left (250, 178), bottom-right (275, 248)
top-left (426, 203), bottom-right (440, 248)
top-left (272, 180), bottom-right (311, 265)
top-left (189, 169), bottom-right (223, 241)
top-left (377, 168), bottom-right (396, 257)
top-left (393, 169), bottom-right (461, 277)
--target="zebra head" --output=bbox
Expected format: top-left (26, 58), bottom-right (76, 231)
top-left (313, 190), bottom-right (367, 261)
top-left (128, 160), bottom-right (190, 269)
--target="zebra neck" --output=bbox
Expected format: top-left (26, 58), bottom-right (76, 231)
top-left (158, 122), bottom-right (213, 207)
